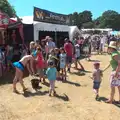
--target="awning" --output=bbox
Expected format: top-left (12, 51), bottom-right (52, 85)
top-left (34, 22), bottom-right (70, 32)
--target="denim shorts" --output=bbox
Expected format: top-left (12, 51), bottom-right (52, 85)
top-left (93, 81), bottom-right (101, 89)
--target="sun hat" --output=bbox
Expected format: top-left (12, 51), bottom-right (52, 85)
top-left (108, 41), bottom-right (117, 49)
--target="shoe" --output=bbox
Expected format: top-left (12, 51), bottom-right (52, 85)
top-left (53, 91), bottom-right (56, 96)
top-left (49, 94), bottom-right (51, 97)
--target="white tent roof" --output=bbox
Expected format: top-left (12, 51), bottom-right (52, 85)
top-left (11, 16), bottom-right (69, 32)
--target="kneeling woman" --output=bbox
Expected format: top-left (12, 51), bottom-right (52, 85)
top-left (13, 55), bottom-right (35, 93)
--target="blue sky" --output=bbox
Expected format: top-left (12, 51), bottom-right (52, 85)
top-left (9, 0), bottom-right (120, 18)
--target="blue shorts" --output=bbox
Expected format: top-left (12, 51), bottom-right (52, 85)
top-left (13, 62), bottom-right (24, 71)
top-left (93, 81), bottom-right (101, 89)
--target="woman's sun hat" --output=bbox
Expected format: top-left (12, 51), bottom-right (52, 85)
top-left (108, 41), bottom-right (117, 49)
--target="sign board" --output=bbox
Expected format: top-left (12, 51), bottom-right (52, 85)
top-left (33, 7), bottom-right (70, 25)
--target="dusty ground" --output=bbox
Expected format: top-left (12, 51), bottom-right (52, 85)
top-left (0, 54), bottom-right (120, 120)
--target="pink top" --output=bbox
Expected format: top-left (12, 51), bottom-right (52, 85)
top-left (36, 52), bottom-right (44, 69)
top-left (64, 43), bottom-right (73, 56)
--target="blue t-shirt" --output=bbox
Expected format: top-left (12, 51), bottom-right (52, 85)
top-left (46, 67), bottom-right (57, 80)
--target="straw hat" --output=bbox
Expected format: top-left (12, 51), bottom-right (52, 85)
top-left (108, 41), bottom-right (117, 49)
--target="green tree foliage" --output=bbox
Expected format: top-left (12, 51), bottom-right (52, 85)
top-left (95, 10), bottom-right (120, 30)
top-left (0, 0), bottom-right (16, 17)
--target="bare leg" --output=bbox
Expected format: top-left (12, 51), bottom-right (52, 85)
top-left (78, 61), bottom-right (84, 70)
top-left (118, 86), bottom-right (120, 102)
top-left (13, 76), bottom-right (18, 92)
top-left (106, 86), bottom-right (115, 103)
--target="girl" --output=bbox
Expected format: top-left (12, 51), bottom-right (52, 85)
top-left (46, 60), bottom-right (57, 96)
top-left (29, 41), bottom-right (36, 55)
top-left (13, 55), bottom-right (35, 93)
top-left (59, 48), bottom-right (66, 81)
top-left (92, 62), bottom-right (103, 99)
top-left (54, 48), bottom-right (60, 80)
top-left (74, 43), bottom-right (84, 70)
top-left (36, 47), bottom-right (45, 83)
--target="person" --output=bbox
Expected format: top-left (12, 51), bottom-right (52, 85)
top-left (92, 62), bottom-right (103, 100)
top-left (54, 48), bottom-right (60, 80)
top-left (64, 39), bottom-right (73, 72)
top-left (46, 36), bottom-right (56, 54)
top-left (29, 41), bottom-right (36, 55)
top-left (35, 47), bottom-right (45, 83)
top-left (46, 60), bottom-right (57, 96)
top-left (74, 43), bottom-right (84, 70)
top-left (106, 41), bottom-right (120, 104)
top-left (59, 47), bottom-right (66, 81)
top-left (0, 48), bottom-right (5, 77)
top-left (12, 55), bottom-right (35, 93)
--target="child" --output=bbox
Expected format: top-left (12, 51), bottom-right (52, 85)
top-left (54, 48), bottom-right (60, 80)
top-left (36, 47), bottom-right (45, 83)
top-left (92, 62), bottom-right (103, 99)
top-left (74, 43), bottom-right (84, 70)
top-left (46, 60), bottom-right (57, 96)
top-left (59, 48), bottom-right (66, 81)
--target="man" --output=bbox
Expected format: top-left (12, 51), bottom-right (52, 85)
top-left (64, 38), bottom-right (73, 72)
top-left (46, 36), bottom-right (56, 53)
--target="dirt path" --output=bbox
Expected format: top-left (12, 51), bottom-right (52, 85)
top-left (0, 54), bottom-right (120, 120)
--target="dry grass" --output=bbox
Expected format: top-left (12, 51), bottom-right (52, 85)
top-left (0, 54), bottom-right (120, 120)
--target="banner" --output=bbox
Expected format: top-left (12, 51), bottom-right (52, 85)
top-left (33, 7), bottom-right (70, 25)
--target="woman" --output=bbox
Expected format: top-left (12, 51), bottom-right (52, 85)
top-left (13, 55), bottom-right (35, 93)
top-left (106, 41), bottom-right (120, 104)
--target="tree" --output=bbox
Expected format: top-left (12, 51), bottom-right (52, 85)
top-left (82, 22), bottom-right (95, 28)
top-left (95, 10), bottom-right (120, 30)
top-left (0, 0), bottom-right (16, 17)
top-left (79, 11), bottom-right (92, 24)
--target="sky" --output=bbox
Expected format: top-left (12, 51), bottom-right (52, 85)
top-left (9, 0), bottom-right (120, 18)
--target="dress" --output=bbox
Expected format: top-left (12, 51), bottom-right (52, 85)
top-left (60, 53), bottom-right (66, 69)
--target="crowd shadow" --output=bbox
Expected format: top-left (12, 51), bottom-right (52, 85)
top-left (23, 90), bottom-right (49, 97)
top-left (88, 60), bottom-right (101, 62)
top-left (0, 72), bottom-right (14, 85)
top-left (63, 80), bottom-right (81, 87)
top-left (96, 96), bottom-right (120, 108)
top-left (70, 71), bottom-right (85, 76)
top-left (54, 93), bottom-right (69, 101)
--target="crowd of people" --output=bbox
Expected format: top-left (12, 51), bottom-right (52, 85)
top-left (0, 34), bottom-right (120, 103)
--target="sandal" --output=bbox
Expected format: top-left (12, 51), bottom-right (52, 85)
top-left (23, 88), bottom-right (28, 92)
top-left (105, 99), bottom-right (115, 104)
top-left (13, 89), bottom-right (20, 94)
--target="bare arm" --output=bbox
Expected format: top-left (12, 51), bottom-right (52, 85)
top-left (114, 55), bottom-right (120, 75)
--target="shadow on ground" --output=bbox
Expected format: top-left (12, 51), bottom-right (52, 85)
top-left (23, 90), bottom-right (49, 97)
top-left (97, 96), bottom-right (120, 108)
top-left (54, 93), bottom-right (69, 101)
top-left (63, 80), bottom-right (81, 87)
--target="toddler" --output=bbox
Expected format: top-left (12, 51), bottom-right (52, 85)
top-left (46, 60), bottom-right (57, 96)
top-left (92, 62), bottom-right (103, 99)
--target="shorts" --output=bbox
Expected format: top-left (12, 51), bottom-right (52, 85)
top-left (37, 69), bottom-right (44, 76)
top-left (66, 56), bottom-right (72, 64)
top-left (60, 63), bottom-right (66, 69)
top-left (13, 62), bottom-right (24, 71)
top-left (93, 81), bottom-right (101, 89)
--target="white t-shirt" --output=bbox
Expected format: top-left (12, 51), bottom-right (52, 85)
top-left (60, 53), bottom-right (66, 65)
top-left (75, 44), bottom-right (80, 58)
top-left (46, 41), bottom-right (56, 52)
